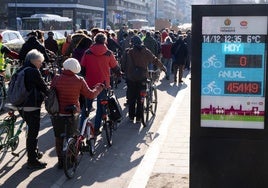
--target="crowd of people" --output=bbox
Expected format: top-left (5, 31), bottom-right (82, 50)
top-left (0, 26), bottom-right (191, 170)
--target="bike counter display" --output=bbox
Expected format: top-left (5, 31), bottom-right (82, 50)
top-left (201, 16), bottom-right (267, 129)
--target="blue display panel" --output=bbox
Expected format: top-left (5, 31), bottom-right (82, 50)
top-left (202, 43), bottom-right (265, 97)
top-left (201, 16), bottom-right (267, 129)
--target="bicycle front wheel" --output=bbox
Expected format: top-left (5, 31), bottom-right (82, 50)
top-left (0, 125), bottom-right (9, 163)
top-left (64, 138), bottom-right (78, 179)
top-left (104, 120), bottom-right (113, 147)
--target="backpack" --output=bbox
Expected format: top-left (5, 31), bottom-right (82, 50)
top-left (127, 51), bottom-right (147, 81)
top-left (45, 76), bottom-right (59, 115)
top-left (108, 93), bottom-right (123, 122)
top-left (7, 67), bottom-right (31, 106)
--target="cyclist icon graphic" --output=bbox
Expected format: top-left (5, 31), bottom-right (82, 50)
top-left (202, 81), bottom-right (221, 95)
top-left (203, 55), bottom-right (222, 68)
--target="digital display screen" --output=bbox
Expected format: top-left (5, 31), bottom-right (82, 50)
top-left (225, 55), bottom-right (262, 68)
top-left (201, 16), bottom-right (267, 129)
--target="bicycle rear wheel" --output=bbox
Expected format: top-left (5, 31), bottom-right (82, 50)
top-left (0, 125), bottom-right (9, 163)
top-left (150, 87), bottom-right (158, 116)
top-left (104, 120), bottom-right (113, 147)
top-left (141, 96), bottom-right (149, 127)
top-left (64, 138), bottom-right (78, 179)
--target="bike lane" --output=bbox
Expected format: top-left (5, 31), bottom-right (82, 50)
top-left (0, 72), bottom-right (188, 188)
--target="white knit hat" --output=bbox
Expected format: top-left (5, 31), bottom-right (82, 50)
top-left (63, 58), bottom-right (81, 74)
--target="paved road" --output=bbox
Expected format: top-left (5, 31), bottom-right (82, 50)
top-left (0, 72), bottom-right (188, 188)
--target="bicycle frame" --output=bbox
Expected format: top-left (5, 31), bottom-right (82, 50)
top-left (0, 107), bottom-right (25, 157)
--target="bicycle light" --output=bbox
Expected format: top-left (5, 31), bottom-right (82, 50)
top-left (140, 91), bottom-right (147, 97)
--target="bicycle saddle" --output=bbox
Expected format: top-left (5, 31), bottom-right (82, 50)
top-left (64, 105), bottom-right (77, 114)
top-left (4, 103), bottom-right (19, 111)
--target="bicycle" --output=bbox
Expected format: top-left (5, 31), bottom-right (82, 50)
top-left (61, 105), bottom-right (95, 179)
top-left (203, 55), bottom-right (222, 68)
top-left (140, 69), bottom-right (160, 127)
top-left (42, 61), bottom-right (61, 84)
top-left (0, 104), bottom-right (26, 164)
top-left (100, 88), bottom-right (122, 147)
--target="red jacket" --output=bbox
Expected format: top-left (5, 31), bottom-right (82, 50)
top-left (51, 70), bottom-right (103, 114)
top-left (161, 42), bottom-right (172, 59)
top-left (81, 44), bottom-right (118, 88)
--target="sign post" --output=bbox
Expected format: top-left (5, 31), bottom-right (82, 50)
top-left (191, 5), bottom-right (268, 188)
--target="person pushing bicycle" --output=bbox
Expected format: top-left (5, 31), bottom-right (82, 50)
top-left (50, 58), bottom-right (104, 169)
top-left (121, 36), bottom-right (166, 123)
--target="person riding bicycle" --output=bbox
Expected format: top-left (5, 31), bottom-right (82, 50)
top-left (19, 31), bottom-right (50, 65)
top-left (121, 36), bottom-right (166, 123)
top-left (0, 33), bottom-right (19, 99)
top-left (0, 33), bottom-right (19, 75)
top-left (50, 58), bottom-right (104, 169)
top-left (45, 31), bottom-right (59, 55)
top-left (80, 33), bottom-right (121, 135)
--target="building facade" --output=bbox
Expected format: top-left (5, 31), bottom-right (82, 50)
top-left (7, 0), bottom-right (104, 30)
top-left (176, 0), bottom-right (192, 23)
top-left (157, 0), bottom-right (177, 22)
top-left (0, 0), bottom-right (8, 29)
top-left (107, 0), bottom-right (149, 28)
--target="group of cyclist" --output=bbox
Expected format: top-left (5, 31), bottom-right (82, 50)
top-left (0, 26), bottom-right (191, 170)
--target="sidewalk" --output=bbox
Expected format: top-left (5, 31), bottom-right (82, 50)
top-left (128, 73), bottom-right (191, 188)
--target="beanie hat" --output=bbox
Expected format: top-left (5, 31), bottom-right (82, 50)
top-left (131, 36), bottom-right (142, 46)
top-left (63, 58), bottom-right (81, 74)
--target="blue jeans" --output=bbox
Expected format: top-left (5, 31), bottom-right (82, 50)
top-left (80, 90), bottom-right (106, 131)
top-left (162, 58), bottom-right (172, 78)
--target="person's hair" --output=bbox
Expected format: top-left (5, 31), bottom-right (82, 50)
top-left (25, 49), bottom-right (44, 63)
top-left (36, 30), bottom-right (44, 40)
top-left (76, 37), bottom-right (92, 49)
top-left (94, 33), bottom-right (107, 44)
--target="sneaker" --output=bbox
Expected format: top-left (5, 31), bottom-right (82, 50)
top-left (27, 160), bottom-right (47, 170)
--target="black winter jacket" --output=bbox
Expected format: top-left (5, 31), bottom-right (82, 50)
top-left (171, 38), bottom-right (188, 65)
top-left (19, 37), bottom-right (49, 63)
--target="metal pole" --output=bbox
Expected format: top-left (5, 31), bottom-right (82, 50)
top-left (103, 0), bottom-right (107, 29)
top-left (15, 0), bottom-right (18, 18)
top-left (155, 0), bottom-right (158, 21)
